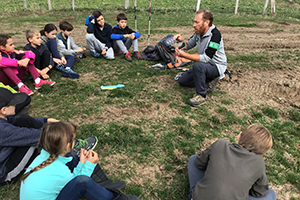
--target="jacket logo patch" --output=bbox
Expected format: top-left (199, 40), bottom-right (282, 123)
top-left (208, 41), bottom-right (220, 50)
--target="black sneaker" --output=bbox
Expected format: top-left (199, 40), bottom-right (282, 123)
top-left (73, 136), bottom-right (98, 156)
top-left (206, 77), bottom-right (219, 93)
top-left (187, 94), bottom-right (206, 107)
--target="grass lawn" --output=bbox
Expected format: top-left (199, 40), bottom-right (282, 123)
top-left (0, 0), bottom-right (300, 199)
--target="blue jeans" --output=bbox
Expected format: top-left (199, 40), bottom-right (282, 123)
top-left (178, 62), bottom-right (219, 98)
top-left (188, 155), bottom-right (277, 200)
top-left (56, 175), bottom-right (115, 200)
top-left (46, 38), bottom-right (75, 68)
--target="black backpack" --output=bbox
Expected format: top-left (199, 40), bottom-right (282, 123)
top-left (155, 34), bottom-right (192, 69)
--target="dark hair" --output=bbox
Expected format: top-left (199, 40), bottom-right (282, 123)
top-left (92, 10), bottom-right (102, 17)
top-left (117, 13), bottom-right (127, 22)
top-left (40, 23), bottom-right (58, 36)
top-left (21, 121), bottom-right (76, 182)
top-left (59, 21), bottom-right (73, 31)
top-left (196, 9), bottom-right (213, 26)
top-left (0, 34), bottom-right (11, 47)
top-left (93, 11), bottom-right (102, 19)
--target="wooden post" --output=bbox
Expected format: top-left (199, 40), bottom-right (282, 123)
top-left (196, 0), bottom-right (201, 11)
top-left (23, 0), bottom-right (27, 9)
top-left (270, 0), bottom-right (275, 15)
top-left (72, 0), bottom-right (75, 11)
top-left (125, 0), bottom-right (129, 9)
top-left (48, 0), bottom-right (52, 10)
top-left (235, 0), bottom-right (239, 14)
top-left (262, 0), bottom-right (269, 15)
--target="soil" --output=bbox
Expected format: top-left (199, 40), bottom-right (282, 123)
top-left (5, 21), bottom-right (300, 199)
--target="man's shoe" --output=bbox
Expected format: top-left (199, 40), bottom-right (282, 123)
top-left (19, 85), bottom-right (34, 96)
top-left (91, 164), bottom-right (126, 190)
top-left (91, 51), bottom-right (101, 58)
top-left (132, 51), bottom-right (143, 60)
top-left (61, 67), bottom-right (80, 79)
top-left (206, 77), bottom-right (219, 93)
top-left (73, 136), bottom-right (98, 156)
top-left (187, 94), bottom-right (206, 107)
top-left (124, 52), bottom-right (132, 62)
top-left (34, 79), bottom-right (56, 90)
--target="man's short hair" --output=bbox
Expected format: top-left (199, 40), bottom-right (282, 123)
top-left (25, 29), bottom-right (40, 42)
top-left (117, 13), bottom-right (127, 22)
top-left (238, 124), bottom-right (273, 155)
top-left (93, 11), bottom-right (102, 19)
top-left (196, 9), bottom-right (213, 26)
top-left (59, 21), bottom-right (73, 31)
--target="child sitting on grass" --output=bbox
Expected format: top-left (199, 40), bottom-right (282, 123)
top-left (0, 34), bottom-right (55, 96)
top-left (57, 21), bottom-right (86, 62)
top-left (41, 24), bottom-right (79, 79)
top-left (20, 121), bottom-right (140, 200)
top-left (23, 29), bottom-right (55, 80)
top-left (85, 11), bottom-right (115, 60)
top-left (188, 124), bottom-right (277, 200)
top-left (111, 13), bottom-right (143, 62)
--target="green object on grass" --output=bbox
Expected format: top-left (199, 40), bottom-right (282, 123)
top-left (101, 84), bottom-right (125, 90)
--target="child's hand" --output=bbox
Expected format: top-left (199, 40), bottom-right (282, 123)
top-left (53, 58), bottom-right (63, 65)
top-left (41, 68), bottom-right (49, 79)
top-left (130, 34), bottom-right (135, 40)
top-left (101, 48), bottom-right (107, 55)
top-left (75, 48), bottom-right (85, 53)
top-left (80, 148), bottom-right (88, 164)
top-left (47, 118), bottom-right (59, 123)
top-left (18, 58), bottom-right (30, 67)
top-left (124, 34), bottom-right (131, 38)
top-left (87, 150), bottom-right (99, 164)
top-left (61, 57), bottom-right (67, 65)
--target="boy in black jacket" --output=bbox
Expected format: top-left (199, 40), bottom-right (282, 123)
top-left (85, 11), bottom-right (114, 60)
top-left (111, 13), bottom-right (143, 62)
top-left (23, 30), bottom-right (54, 80)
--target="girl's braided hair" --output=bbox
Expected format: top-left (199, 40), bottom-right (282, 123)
top-left (21, 121), bottom-right (76, 182)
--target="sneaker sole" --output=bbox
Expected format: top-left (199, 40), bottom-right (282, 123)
top-left (35, 82), bottom-right (56, 90)
top-left (207, 78), bottom-right (219, 93)
top-left (187, 100), bottom-right (206, 107)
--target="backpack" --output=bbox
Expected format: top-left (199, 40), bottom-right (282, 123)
top-left (155, 34), bottom-right (192, 69)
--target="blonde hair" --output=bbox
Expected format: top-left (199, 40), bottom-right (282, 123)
top-left (238, 124), bottom-right (272, 155)
top-left (25, 29), bottom-right (40, 42)
top-left (21, 121), bottom-right (76, 182)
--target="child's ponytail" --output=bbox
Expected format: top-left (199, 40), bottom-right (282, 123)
top-left (20, 154), bottom-right (58, 182)
top-left (20, 121), bottom-right (76, 182)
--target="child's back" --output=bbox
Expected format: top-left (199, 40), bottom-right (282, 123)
top-left (193, 138), bottom-right (268, 200)
top-left (189, 124), bottom-right (276, 200)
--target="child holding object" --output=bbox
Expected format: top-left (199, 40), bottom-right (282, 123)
top-left (0, 34), bottom-right (55, 96)
top-left (57, 21), bottom-right (86, 62)
top-left (20, 121), bottom-right (140, 200)
top-left (41, 24), bottom-right (79, 79)
top-left (111, 13), bottom-right (143, 62)
top-left (188, 124), bottom-right (277, 200)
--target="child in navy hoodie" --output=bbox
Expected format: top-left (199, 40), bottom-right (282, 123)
top-left (111, 13), bottom-right (143, 62)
